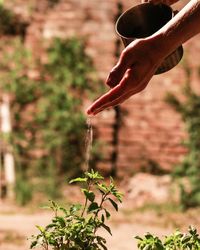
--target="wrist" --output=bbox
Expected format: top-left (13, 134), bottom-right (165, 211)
top-left (145, 31), bottom-right (183, 74)
top-left (144, 32), bottom-right (174, 64)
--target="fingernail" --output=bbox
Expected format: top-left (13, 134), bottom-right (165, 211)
top-left (86, 109), bottom-right (92, 115)
top-left (86, 107), bottom-right (94, 116)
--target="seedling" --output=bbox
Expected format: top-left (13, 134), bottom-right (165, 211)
top-left (30, 169), bottom-right (123, 250)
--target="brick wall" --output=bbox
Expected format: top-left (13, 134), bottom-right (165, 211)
top-left (6, 0), bottom-right (200, 177)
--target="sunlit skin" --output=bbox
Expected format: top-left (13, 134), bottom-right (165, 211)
top-left (87, 0), bottom-right (200, 116)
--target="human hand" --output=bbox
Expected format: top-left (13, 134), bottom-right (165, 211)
top-left (142, 0), bottom-right (179, 6)
top-left (87, 36), bottom-right (166, 116)
top-left (87, 0), bottom-right (200, 116)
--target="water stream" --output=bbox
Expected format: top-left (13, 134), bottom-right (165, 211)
top-left (84, 117), bottom-right (93, 171)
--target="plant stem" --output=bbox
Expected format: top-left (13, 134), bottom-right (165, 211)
top-left (93, 192), bottom-right (109, 234)
top-left (44, 237), bottom-right (49, 250)
top-left (81, 180), bottom-right (91, 217)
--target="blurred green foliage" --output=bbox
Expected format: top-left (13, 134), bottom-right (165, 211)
top-left (166, 64), bottom-right (200, 210)
top-left (0, 37), bottom-right (100, 205)
top-left (15, 173), bottom-right (33, 206)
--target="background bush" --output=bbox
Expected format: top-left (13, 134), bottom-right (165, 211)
top-left (0, 37), bottom-right (100, 204)
top-left (166, 64), bottom-right (200, 210)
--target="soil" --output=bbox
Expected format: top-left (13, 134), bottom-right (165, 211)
top-left (0, 201), bottom-right (200, 250)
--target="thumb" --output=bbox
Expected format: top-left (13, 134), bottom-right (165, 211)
top-left (106, 48), bottom-right (134, 88)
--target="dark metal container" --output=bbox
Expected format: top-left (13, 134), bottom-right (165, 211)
top-left (115, 3), bottom-right (183, 74)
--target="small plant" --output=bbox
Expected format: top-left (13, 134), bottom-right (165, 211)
top-left (136, 226), bottom-right (200, 250)
top-left (30, 169), bottom-right (123, 250)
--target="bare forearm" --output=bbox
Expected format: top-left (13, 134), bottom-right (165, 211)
top-left (151, 0), bottom-right (200, 58)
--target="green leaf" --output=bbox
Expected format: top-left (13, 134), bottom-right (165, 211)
top-left (101, 223), bottom-right (112, 235)
top-left (40, 205), bottom-right (51, 210)
top-left (70, 204), bottom-right (82, 213)
top-left (30, 240), bottom-right (38, 249)
top-left (96, 236), bottom-right (107, 250)
top-left (97, 183), bottom-right (108, 194)
top-left (45, 223), bottom-right (56, 230)
top-left (55, 216), bottom-right (66, 227)
top-left (36, 225), bottom-right (45, 233)
top-left (101, 214), bottom-right (105, 223)
top-left (51, 200), bottom-right (57, 207)
top-left (59, 207), bottom-right (68, 215)
top-left (82, 189), bottom-right (95, 202)
top-left (181, 235), bottom-right (191, 244)
top-left (86, 169), bottom-right (104, 181)
top-left (135, 236), bottom-right (143, 241)
top-left (99, 242), bottom-right (108, 250)
top-left (69, 177), bottom-right (87, 184)
top-left (50, 200), bottom-right (59, 212)
top-left (30, 240), bottom-right (37, 249)
top-left (113, 191), bottom-right (123, 203)
top-left (87, 202), bottom-right (99, 213)
top-left (104, 209), bottom-right (111, 219)
top-left (49, 238), bottom-right (57, 246)
top-left (108, 198), bottom-right (118, 211)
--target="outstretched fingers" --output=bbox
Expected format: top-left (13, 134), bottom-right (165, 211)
top-left (87, 82), bottom-right (128, 115)
top-left (87, 68), bottom-right (148, 115)
top-left (91, 83), bottom-right (147, 115)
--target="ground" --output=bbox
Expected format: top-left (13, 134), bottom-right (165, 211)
top-left (0, 200), bottom-right (200, 250)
